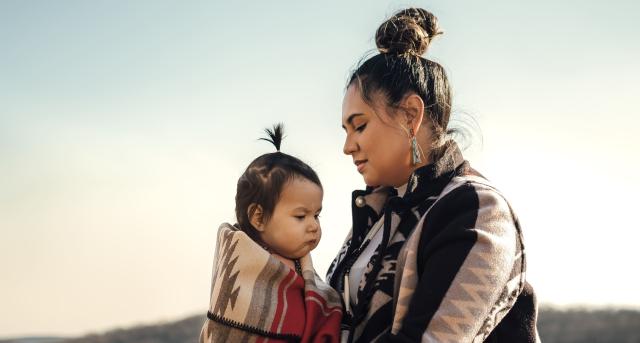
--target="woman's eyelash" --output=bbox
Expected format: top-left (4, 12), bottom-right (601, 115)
top-left (356, 124), bottom-right (367, 132)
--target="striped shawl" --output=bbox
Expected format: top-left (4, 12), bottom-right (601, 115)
top-left (200, 223), bottom-right (342, 343)
top-left (326, 141), bottom-right (539, 342)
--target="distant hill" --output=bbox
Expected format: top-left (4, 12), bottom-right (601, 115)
top-left (60, 316), bottom-right (202, 343)
top-left (537, 307), bottom-right (640, 343)
top-left (3, 307), bottom-right (640, 343)
top-left (0, 338), bottom-right (65, 343)
top-left (0, 315), bottom-right (202, 343)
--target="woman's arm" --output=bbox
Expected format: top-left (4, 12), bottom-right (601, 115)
top-left (387, 184), bottom-right (523, 342)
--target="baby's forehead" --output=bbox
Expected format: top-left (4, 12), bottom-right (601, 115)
top-left (277, 182), bottom-right (323, 208)
top-left (275, 201), bottom-right (323, 216)
top-left (279, 178), bottom-right (323, 195)
top-left (278, 194), bottom-right (323, 207)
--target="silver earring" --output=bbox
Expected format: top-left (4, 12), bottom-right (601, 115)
top-left (410, 129), bottom-right (422, 165)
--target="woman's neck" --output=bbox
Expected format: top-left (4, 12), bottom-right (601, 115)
top-left (395, 182), bottom-right (409, 197)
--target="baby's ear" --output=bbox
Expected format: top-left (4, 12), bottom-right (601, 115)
top-left (248, 203), bottom-right (266, 231)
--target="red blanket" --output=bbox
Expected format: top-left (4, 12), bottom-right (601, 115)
top-left (200, 223), bottom-right (342, 342)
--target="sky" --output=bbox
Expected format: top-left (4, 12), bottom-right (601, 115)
top-left (1, 0), bottom-right (639, 338)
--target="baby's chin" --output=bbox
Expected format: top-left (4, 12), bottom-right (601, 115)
top-left (283, 241), bottom-right (318, 260)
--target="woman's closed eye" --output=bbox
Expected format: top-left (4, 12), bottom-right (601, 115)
top-left (355, 123), bottom-right (367, 132)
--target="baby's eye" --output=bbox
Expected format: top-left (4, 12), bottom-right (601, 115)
top-left (314, 214), bottom-right (321, 220)
top-left (294, 215), bottom-right (305, 220)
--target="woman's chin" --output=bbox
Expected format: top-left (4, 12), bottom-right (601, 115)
top-left (362, 174), bottom-right (380, 187)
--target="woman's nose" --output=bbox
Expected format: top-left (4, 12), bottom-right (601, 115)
top-left (343, 135), bottom-right (357, 155)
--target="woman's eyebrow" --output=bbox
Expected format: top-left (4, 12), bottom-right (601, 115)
top-left (341, 113), bottom-right (365, 130)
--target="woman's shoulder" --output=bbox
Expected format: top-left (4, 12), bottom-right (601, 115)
top-left (418, 171), bottom-right (519, 239)
top-left (436, 169), bottom-right (514, 212)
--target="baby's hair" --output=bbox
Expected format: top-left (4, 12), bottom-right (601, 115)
top-left (235, 123), bottom-right (322, 244)
top-left (258, 124), bottom-right (284, 151)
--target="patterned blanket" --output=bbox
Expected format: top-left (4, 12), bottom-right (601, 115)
top-left (200, 223), bottom-right (342, 342)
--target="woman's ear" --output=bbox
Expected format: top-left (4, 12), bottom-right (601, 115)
top-left (402, 93), bottom-right (425, 135)
top-left (248, 204), bottom-right (266, 231)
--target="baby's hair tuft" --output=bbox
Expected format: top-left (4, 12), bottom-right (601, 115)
top-left (259, 123), bottom-right (285, 152)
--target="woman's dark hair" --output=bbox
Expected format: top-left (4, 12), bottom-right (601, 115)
top-left (234, 123), bottom-right (322, 244)
top-left (349, 8), bottom-right (454, 155)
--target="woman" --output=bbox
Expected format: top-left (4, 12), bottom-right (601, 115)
top-left (327, 8), bottom-right (539, 343)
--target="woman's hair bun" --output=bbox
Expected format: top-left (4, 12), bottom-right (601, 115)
top-left (375, 8), bottom-right (443, 56)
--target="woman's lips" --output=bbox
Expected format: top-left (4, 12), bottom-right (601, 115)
top-left (355, 159), bottom-right (367, 173)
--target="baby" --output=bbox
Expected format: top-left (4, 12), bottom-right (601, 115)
top-left (199, 124), bottom-right (342, 343)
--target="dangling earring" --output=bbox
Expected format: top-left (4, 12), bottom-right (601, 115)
top-left (410, 128), bottom-right (422, 165)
